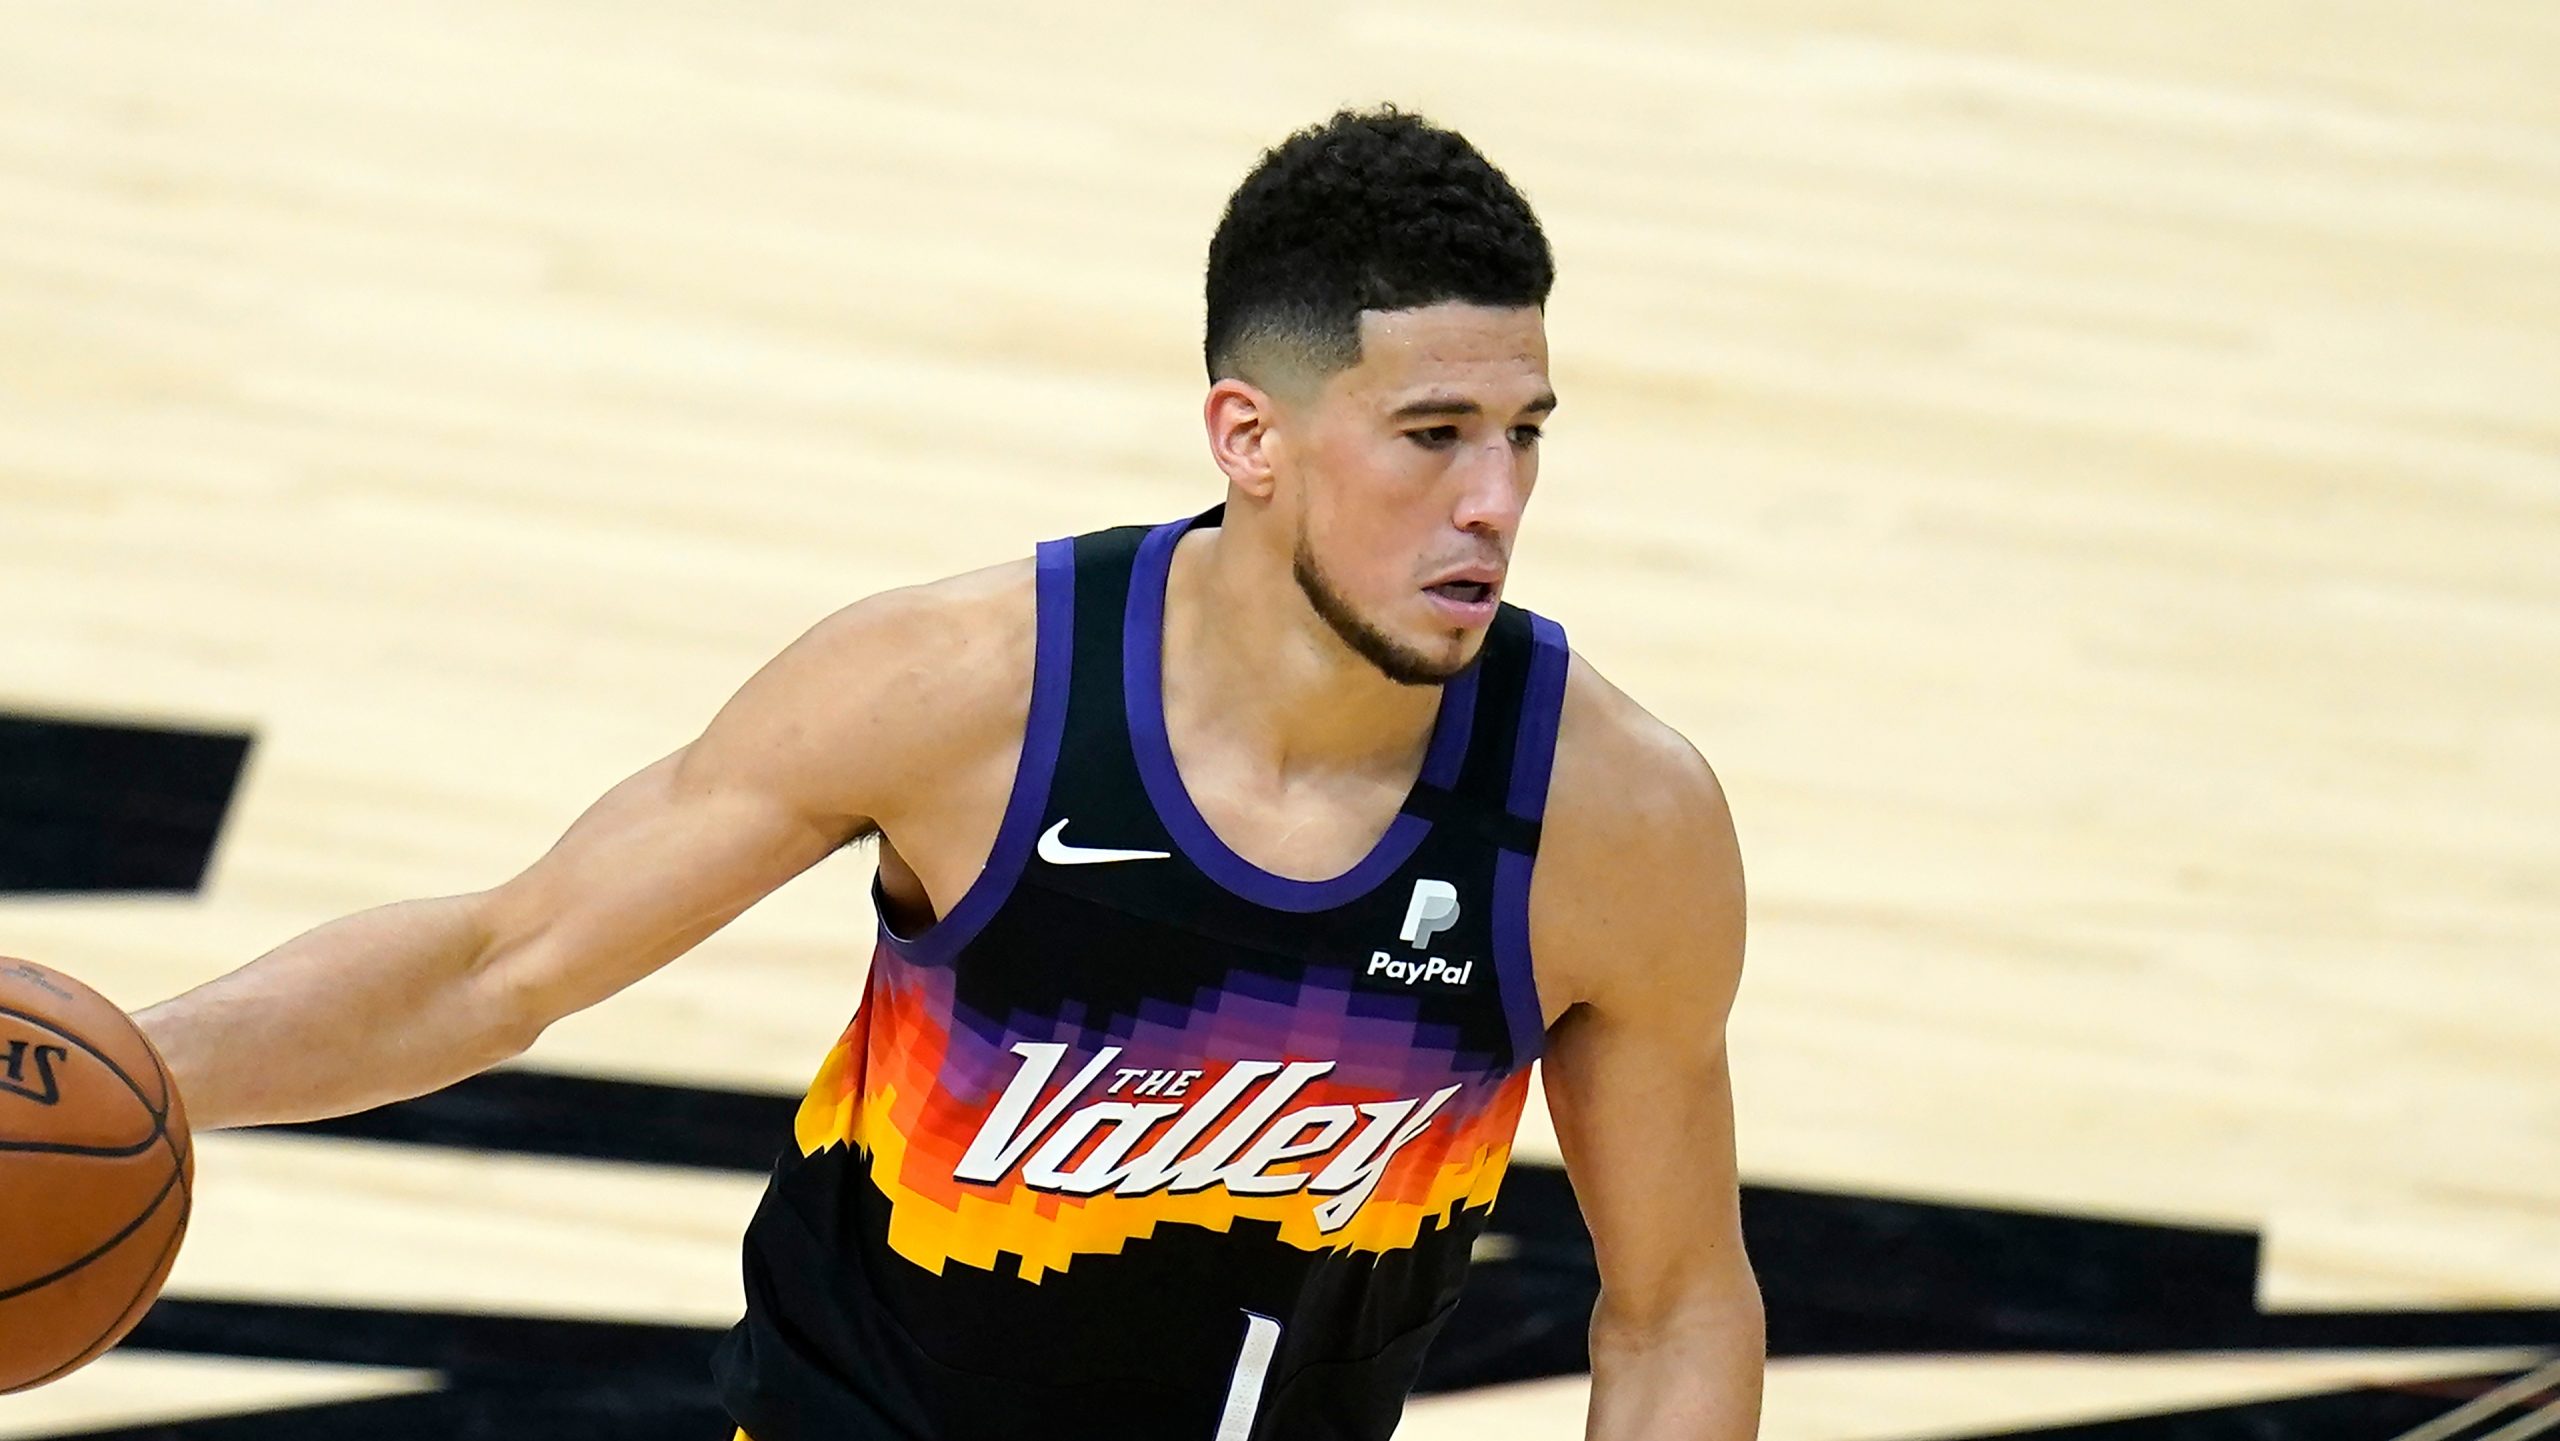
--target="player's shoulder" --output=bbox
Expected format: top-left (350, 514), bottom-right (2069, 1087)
top-left (736, 556), bottom-right (1039, 738)
top-left (788, 556), bottom-right (1040, 703)
top-left (1529, 646), bottom-right (1744, 1009)
top-left (1545, 648), bottom-right (1732, 847)
top-left (687, 556), bottom-right (1040, 824)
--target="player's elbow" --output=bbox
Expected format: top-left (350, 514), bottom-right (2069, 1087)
top-left (1590, 1255), bottom-right (1765, 1359)
top-left (455, 893), bottom-right (569, 1064)
top-left (472, 969), bottom-right (554, 1065)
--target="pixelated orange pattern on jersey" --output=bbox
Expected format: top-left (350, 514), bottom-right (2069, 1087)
top-left (794, 944), bottom-right (1530, 1283)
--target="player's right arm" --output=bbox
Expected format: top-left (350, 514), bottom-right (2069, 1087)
top-left (136, 561), bottom-right (1034, 1132)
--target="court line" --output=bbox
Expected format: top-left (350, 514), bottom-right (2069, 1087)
top-left (2476, 1394), bottom-right (2560, 1441)
top-left (2386, 1358), bottom-right (2560, 1441)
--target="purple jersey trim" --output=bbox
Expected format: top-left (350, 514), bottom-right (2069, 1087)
top-left (1492, 612), bottom-right (1570, 1063)
top-left (877, 538), bottom-right (1077, 965)
top-left (1124, 512), bottom-right (1480, 915)
top-left (1492, 849), bottom-right (1544, 1064)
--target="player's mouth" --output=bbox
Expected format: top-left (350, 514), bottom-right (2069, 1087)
top-left (1422, 568), bottom-right (1502, 625)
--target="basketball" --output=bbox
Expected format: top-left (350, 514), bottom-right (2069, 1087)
top-left (0, 957), bottom-right (192, 1393)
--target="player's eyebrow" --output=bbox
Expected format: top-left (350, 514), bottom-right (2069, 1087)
top-left (1388, 391), bottom-right (1559, 421)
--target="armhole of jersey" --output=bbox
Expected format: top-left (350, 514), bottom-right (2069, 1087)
top-left (1491, 613), bottom-right (1569, 1067)
top-left (875, 538), bottom-right (1076, 966)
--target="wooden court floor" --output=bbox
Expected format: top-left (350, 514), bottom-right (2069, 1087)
top-left (2, 2), bottom-right (2556, 1436)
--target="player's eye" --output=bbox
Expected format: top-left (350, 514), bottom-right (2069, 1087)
top-left (1406, 426), bottom-right (1460, 450)
top-left (1509, 425), bottom-right (1544, 448)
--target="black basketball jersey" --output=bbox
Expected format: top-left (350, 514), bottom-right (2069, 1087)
top-left (712, 507), bottom-right (1570, 1441)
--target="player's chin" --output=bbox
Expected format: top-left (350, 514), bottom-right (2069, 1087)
top-left (1404, 619), bottom-right (1488, 683)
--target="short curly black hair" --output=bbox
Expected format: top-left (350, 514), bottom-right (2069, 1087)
top-left (1205, 107), bottom-right (1553, 386)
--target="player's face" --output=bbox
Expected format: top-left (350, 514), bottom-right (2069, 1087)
top-left (1286, 303), bottom-right (1554, 686)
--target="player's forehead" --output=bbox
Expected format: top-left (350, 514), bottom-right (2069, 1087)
top-left (1336, 302), bottom-right (1553, 413)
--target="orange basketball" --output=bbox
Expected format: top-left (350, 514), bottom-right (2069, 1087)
top-left (0, 957), bottom-right (192, 1392)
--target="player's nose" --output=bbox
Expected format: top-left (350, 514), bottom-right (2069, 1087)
top-left (1450, 447), bottom-right (1530, 540)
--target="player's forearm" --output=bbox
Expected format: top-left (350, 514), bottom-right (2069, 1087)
top-left (1584, 1280), bottom-right (1767, 1441)
top-left (136, 893), bottom-right (532, 1132)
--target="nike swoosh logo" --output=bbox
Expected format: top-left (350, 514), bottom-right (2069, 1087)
top-left (1036, 819), bottom-right (1172, 867)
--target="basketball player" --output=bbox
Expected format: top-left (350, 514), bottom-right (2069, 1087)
top-left (135, 108), bottom-right (1762, 1439)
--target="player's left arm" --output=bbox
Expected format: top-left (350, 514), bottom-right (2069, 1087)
top-left (1534, 655), bottom-right (1763, 1440)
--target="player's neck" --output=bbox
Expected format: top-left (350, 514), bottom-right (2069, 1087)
top-left (1162, 526), bottom-right (1443, 781)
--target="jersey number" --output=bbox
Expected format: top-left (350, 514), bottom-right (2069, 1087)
top-left (1214, 1311), bottom-right (1282, 1440)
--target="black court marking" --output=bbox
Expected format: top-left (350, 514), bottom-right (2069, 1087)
top-left (19, 1073), bottom-right (2483, 1440)
top-left (263, 1072), bottom-right (2560, 1354)
top-left (255, 1068), bottom-right (799, 1172)
top-left (0, 713), bottom-right (252, 894)
top-left (92, 1293), bottom-right (2560, 1440)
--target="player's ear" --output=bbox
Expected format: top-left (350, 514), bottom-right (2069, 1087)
top-left (1204, 378), bottom-right (1279, 500)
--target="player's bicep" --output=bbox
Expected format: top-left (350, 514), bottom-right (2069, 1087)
top-left (462, 592), bottom-right (955, 1041)
top-left (1536, 699), bottom-right (1754, 1329)
top-left (1542, 997), bottom-right (1750, 1329)
top-left (461, 569), bottom-right (1030, 1044)
top-left (472, 741), bottom-right (862, 1036)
